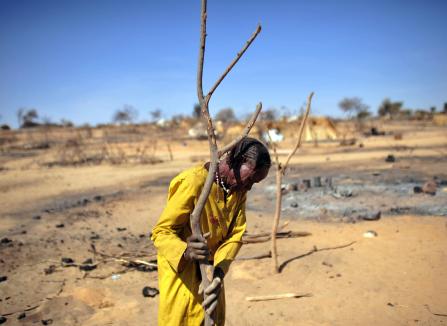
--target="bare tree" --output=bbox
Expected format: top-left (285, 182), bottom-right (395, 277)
top-left (378, 98), bottom-right (402, 118)
top-left (17, 108), bottom-right (39, 128)
top-left (191, 1), bottom-right (262, 324)
top-left (113, 105), bottom-right (138, 124)
top-left (338, 97), bottom-right (369, 119)
top-left (215, 107), bottom-right (237, 122)
top-left (150, 108), bottom-right (162, 122)
top-left (192, 103), bottom-right (202, 120)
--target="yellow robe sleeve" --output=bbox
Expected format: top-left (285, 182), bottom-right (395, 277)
top-left (213, 193), bottom-right (247, 275)
top-left (151, 172), bottom-right (202, 273)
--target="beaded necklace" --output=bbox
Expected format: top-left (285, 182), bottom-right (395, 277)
top-left (215, 171), bottom-right (230, 195)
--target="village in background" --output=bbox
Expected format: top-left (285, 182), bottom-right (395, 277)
top-left (1, 97), bottom-right (446, 325)
top-left (1, 98), bottom-right (447, 167)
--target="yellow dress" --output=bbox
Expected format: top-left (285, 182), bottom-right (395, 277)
top-left (151, 165), bottom-right (247, 326)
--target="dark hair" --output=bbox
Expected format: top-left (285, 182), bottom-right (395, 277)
top-left (226, 137), bottom-right (271, 171)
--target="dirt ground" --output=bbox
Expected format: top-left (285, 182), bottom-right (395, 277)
top-left (0, 121), bottom-right (446, 325)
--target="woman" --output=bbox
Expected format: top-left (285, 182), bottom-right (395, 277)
top-left (151, 137), bottom-right (271, 325)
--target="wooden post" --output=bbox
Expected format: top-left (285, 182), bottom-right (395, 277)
top-left (270, 92), bottom-right (314, 273)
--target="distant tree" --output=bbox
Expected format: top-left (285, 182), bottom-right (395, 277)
top-left (378, 98), bottom-right (403, 118)
top-left (18, 108), bottom-right (39, 127)
top-left (338, 97), bottom-right (370, 119)
top-left (260, 108), bottom-right (277, 121)
top-left (356, 109), bottom-right (371, 120)
top-left (60, 119), bottom-right (74, 127)
top-left (192, 103), bottom-right (201, 120)
top-left (215, 107), bottom-right (236, 122)
top-left (400, 109), bottom-right (413, 118)
top-left (430, 106), bottom-right (436, 114)
top-left (113, 105), bottom-right (138, 124)
top-left (150, 108), bottom-right (162, 122)
top-left (414, 109), bottom-right (431, 120)
top-left (443, 102), bottom-right (447, 114)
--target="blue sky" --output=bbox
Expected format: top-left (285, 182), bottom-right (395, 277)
top-left (0, 0), bottom-right (446, 127)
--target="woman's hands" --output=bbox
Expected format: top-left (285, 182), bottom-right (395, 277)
top-left (200, 267), bottom-right (224, 316)
top-left (184, 233), bottom-right (210, 262)
top-left (184, 233), bottom-right (224, 315)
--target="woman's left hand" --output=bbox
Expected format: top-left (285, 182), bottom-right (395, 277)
top-left (201, 276), bottom-right (222, 315)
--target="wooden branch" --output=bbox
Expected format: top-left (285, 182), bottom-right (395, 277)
top-left (218, 102), bottom-right (262, 157)
top-left (246, 293), bottom-right (312, 302)
top-left (196, 0), bottom-right (207, 102)
top-left (282, 92), bottom-right (314, 174)
top-left (271, 168), bottom-right (283, 272)
top-left (243, 231), bottom-right (311, 244)
top-left (205, 24), bottom-right (262, 104)
top-left (425, 304), bottom-right (447, 317)
top-left (192, 1), bottom-right (263, 324)
top-left (236, 251), bottom-right (271, 260)
top-left (271, 92), bottom-right (314, 273)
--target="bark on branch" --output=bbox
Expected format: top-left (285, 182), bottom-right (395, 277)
top-left (191, 0), bottom-right (263, 324)
top-left (270, 92), bottom-right (314, 273)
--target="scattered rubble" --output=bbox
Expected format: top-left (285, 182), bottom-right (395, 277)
top-left (1, 238), bottom-right (12, 245)
top-left (358, 211), bottom-right (381, 221)
top-left (44, 265), bottom-right (57, 275)
top-left (385, 154), bottom-right (396, 162)
top-left (79, 258), bottom-right (97, 271)
top-left (61, 257), bottom-right (76, 267)
top-left (368, 127), bottom-right (385, 136)
top-left (256, 169), bottom-right (447, 220)
top-left (142, 286), bottom-right (159, 298)
top-left (422, 180), bottom-right (437, 195)
top-left (363, 230), bottom-right (378, 238)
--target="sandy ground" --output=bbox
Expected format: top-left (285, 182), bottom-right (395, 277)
top-left (0, 122), bottom-right (446, 325)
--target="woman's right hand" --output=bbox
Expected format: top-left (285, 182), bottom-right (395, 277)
top-left (184, 233), bottom-right (209, 261)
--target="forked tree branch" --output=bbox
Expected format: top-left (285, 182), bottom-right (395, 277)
top-left (270, 92), bottom-right (314, 273)
top-left (191, 0), bottom-right (263, 324)
top-left (205, 24), bottom-right (262, 105)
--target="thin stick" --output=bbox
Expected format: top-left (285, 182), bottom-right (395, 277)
top-left (246, 293), bottom-right (312, 302)
top-left (243, 231), bottom-right (311, 244)
top-left (282, 92), bottom-right (314, 174)
top-left (206, 24), bottom-right (262, 104)
top-left (236, 251), bottom-right (271, 260)
top-left (271, 92), bottom-right (314, 273)
top-left (167, 143), bottom-right (173, 161)
top-left (271, 168), bottom-right (283, 272)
